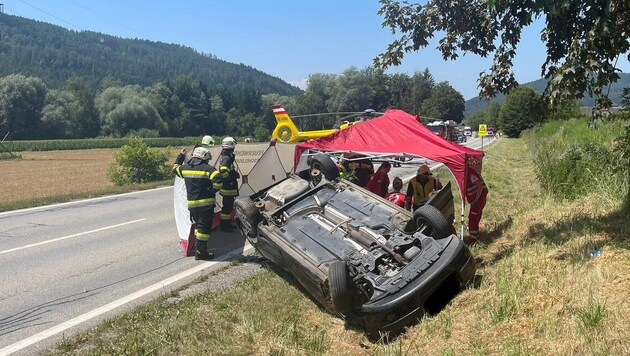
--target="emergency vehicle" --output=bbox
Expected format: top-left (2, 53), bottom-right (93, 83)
top-left (426, 120), bottom-right (459, 142)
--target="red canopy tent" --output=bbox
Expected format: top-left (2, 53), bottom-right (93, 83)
top-left (294, 109), bottom-right (485, 234)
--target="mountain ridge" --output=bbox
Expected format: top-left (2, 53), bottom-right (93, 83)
top-left (464, 73), bottom-right (630, 117)
top-left (0, 13), bottom-right (302, 96)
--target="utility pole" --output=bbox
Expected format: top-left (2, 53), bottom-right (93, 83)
top-left (0, 4), bottom-right (4, 14)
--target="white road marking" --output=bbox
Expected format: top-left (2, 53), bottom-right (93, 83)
top-left (0, 219), bottom-right (146, 256)
top-left (0, 186), bottom-right (173, 217)
top-left (0, 243), bottom-right (254, 356)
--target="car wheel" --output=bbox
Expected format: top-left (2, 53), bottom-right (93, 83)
top-left (310, 153), bottom-right (340, 181)
top-left (328, 261), bottom-right (353, 313)
top-left (234, 197), bottom-right (261, 237)
top-left (413, 205), bottom-right (452, 239)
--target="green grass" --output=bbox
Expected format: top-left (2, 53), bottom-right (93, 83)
top-left (44, 121), bottom-right (630, 355)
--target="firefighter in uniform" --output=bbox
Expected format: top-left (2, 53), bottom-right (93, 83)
top-left (405, 164), bottom-right (443, 211)
top-left (173, 146), bottom-right (222, 260)
top-left (218, 137), bottom-right (239, 232)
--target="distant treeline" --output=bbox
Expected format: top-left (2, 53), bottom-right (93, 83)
top-left (0, 67), bottom-right (467, 141)
top-left (9, 137), bottom-right (201, 152)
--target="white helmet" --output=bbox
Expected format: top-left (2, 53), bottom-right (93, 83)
top-left (222, 136), bottom-right (237, 149)
top-left (191, 147), bottom-right (212, 161)
top-left (201, 135), bottom-right (215, 146)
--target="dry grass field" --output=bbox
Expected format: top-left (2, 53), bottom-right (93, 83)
top-left (0, 149), bottom-right (178, 211)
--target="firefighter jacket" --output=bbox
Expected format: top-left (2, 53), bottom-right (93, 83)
top-left (406, 175), bottom-right (440, 204)
top-left (219, 149), bottom-right (239, 197)
top-left (173, 153), bottom-right (222, 210)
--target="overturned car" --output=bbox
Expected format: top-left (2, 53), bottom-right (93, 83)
top-left (234, 154), bottom-right (476, 337)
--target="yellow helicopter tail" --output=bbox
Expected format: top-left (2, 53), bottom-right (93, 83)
top-left (272, 105), bottom-right (300, 142)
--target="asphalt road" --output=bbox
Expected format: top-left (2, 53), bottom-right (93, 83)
top-left (0, 134), bottom-right (494, 355)
top-left (0, 188), bottom-right (250, 355)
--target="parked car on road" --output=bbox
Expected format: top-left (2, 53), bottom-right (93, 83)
top-left (234, 154), bottom-right (476, 338)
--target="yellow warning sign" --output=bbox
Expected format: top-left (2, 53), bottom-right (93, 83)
top-left (478, 124), bottom-right (487, 137)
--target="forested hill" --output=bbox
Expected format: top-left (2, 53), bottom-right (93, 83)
top-left (0, 14), bottom-right (301, 95)
top-left (464, 73), bottom-right (630, 117)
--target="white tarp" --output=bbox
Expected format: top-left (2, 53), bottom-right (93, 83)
top-left (173, 141), bottom-right (297, 253)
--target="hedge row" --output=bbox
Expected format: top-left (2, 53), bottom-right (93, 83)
top-left (7, 137), bottom-right (202, 152)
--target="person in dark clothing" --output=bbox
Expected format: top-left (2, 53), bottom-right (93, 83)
top-left (405, 164), bottom-right (442, 211)
top-left (173, 147), bottom-right (222, 260)
top-left (218, 136), bottom-right (239, 232)
top-left (341, 154), bottom-right (374, 187)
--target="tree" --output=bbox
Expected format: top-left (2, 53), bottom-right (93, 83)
top-left (107, 136), bottom-right (171, 185)
top-left (41, 89), bottom-right (83, 139)
top-left (498, 87), bottom-right (546, 137)
top-left (0, 74), bottom-right (48, 140)
top-left (486, 102), bottom-right (502, 128)
top-left (621, 88), bottom-right (630, 110)
top-left (409, 69), bottom-right (435, 115)
top-left (466, 111), bottom-right (487, 132)
top-left (327, 66), bottom-right (377, 113)
top-left (376, 0), bottom-right (630, 109)
top-left (64, 76), bottom-right (100, 138)
top-left (386, 73), bottom-right (412, 110)
top-left (96, 85), bottom-right (165, 137)
top-left (420, 82), bottom-right (465, 123)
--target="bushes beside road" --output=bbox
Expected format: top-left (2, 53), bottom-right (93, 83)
top-left (526, 116), bottom-right (629, 204)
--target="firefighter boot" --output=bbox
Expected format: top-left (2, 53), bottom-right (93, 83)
top-left (220, 220), bottom-right (234, 232)
top-left (194, 240), bottom-right (214, 261)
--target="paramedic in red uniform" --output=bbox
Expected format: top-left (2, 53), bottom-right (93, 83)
top-left (465, 157), bottom-right (488, 246)
top-left (367, 162), bottom-right (391, 198)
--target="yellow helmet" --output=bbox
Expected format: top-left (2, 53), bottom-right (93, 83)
top-left (191, 147), bottom-right (211, 161)
top-left (201, 135), bottom-right (215, 146)
top-left (222, 136), bottom-right (237, 149)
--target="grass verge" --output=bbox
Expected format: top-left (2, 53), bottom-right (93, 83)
top-left (45, 136), bottom-right (630, 355)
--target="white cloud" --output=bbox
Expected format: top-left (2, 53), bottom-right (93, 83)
top-left (288, 78), bottom-right (308, 90)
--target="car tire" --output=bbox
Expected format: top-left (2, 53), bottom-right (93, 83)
top-left (413, 205), bottom-right (452, 239)
top-left (328, 261), bottom-right (353, 313)
top-left (234, 197), bottom-right (261, 237)
top-left (310, 153), bottom-right (340, 181)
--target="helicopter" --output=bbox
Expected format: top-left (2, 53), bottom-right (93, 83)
top-left (271, 105), bottom-right (383, 143)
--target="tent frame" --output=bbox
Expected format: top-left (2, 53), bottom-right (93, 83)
top-left (297, 148), bottom-right (467, 238)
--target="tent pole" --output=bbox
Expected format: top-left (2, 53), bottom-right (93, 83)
top-left (460, 201), bottom-right (465, 238)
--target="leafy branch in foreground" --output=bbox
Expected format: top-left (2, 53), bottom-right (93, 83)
top-left (375, 0), bottom-right (630, 110)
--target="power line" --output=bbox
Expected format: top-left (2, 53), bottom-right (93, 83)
top-left (16, 0), bottom-right (78, 30)
top-left (66, 0), bottom-right (145, 38)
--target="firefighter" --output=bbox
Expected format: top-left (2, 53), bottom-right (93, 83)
top-left (173, 147), bottom-right (222, 260)
top-left (405, 164), bottom-right (443, 211)
top-left (201, 135), bottom-right (215, 147)
top-left (185, 135), bottom-right (215, 163)
top-left (218, 136), bottom-right (239, 232)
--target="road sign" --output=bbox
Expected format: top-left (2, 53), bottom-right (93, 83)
top-left (478, 124), bottom-right (487, 137)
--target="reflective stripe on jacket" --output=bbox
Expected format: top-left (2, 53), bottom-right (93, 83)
top-left (173, 153), bottom-right (222, 209)
top-left (219, 150), bottom-right (239, 196)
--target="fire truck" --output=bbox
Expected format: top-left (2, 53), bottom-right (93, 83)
top-left (426, 120), bottom-right (459, 142)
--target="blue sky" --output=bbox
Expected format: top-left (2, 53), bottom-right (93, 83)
top-left (3, 0), bottom-right (629, 100)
